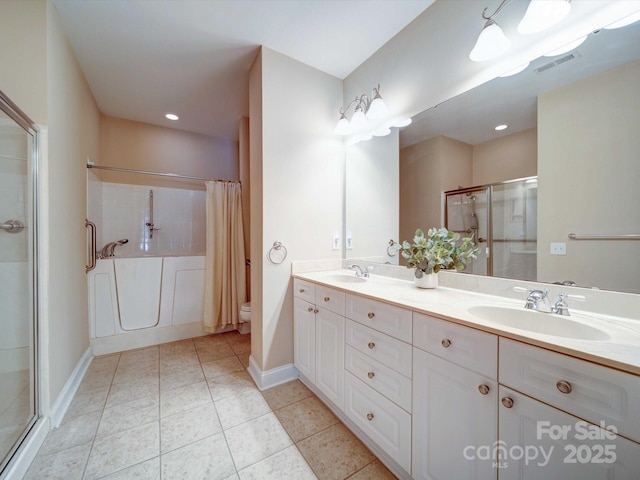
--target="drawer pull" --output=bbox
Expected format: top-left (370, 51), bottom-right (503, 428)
top-left (367, 312), bottom-right (375, 319)
top-left (299, 288), bottom-right (305, 293)
top-left (367, 342), bottom-right (376, 350)
top-left (441, 338), bottom-right (452, 348)
top-left (478, 384), bottom-right (490, 395)
top-left (324, 296), bottom-right (330, 302)
top-left (556, 380), bottom-right (573, 394)
top-left (367, 371), bottom-right (375, 379)
top-left (366, 412), bottom-right (374, 421)
top-left (307, 307), bottom-right (314, 312)
top-left (314, 309), bottom-right (319, 314)
top-left (501, 397), bottom-right (514, 408)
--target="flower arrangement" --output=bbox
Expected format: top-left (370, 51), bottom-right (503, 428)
top-left (401, 227), bottom-right (478, 278)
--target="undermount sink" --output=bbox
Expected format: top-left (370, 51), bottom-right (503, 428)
top-left (467, 305), bottom-right (611, 341)
top-left (323, 274), bottom-right (367, 284)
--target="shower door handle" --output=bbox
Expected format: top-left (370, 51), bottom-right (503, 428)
top-left (1, 219), bottom-right (24, 233)
top-left (86, 219), bottom-right (97, 273)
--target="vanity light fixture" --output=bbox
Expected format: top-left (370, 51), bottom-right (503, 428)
top-left (165, 113), bottom-right (179, 121)
top-left (470, 0), bottom-right (573, 62)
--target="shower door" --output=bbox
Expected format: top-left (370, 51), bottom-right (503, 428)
top-left (445, 188), bottom-right (490, 275)
top-left (0, 92), bottom-right (39, 474)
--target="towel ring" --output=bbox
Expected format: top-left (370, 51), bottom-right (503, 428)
top-left (268, 241), bottom-right (287, 264)
top-left (387, 239), bottom-right (401, 257)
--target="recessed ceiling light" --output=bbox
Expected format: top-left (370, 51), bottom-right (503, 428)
top-left (165, 113), bottom-right (179, 121)
top-left (495, 124), bottom-right (508, 131)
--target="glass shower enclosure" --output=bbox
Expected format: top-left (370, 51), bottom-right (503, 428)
top-left (445, 177), bottom-right (537, 280)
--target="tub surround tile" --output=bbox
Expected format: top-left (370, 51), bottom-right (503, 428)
top-left (84, 421), bottom-right (159, 479)
top-left (201, 355), bottom-right (244, 381)
top-left (237, 445), bottom-right (317, 480)
top-left (97, 395), bottom-right (159, 438)
top-left (225, 412), bottom-right (293, 470)
top-left (160, 381), bottom-right (212, 418)
top-left (161, 433), bottom-right (236, 480)
top-left (160, 402), bottom-right (222, 453)
top-left (39, 410), bottom-right (101, 456)
top-left (262, 380), bottom-right (313, 410)
top-left (275, 395), bottom-right (339, 442)
top-left (297, 423), bottom-right (375, 480)
top-left (23, 442), bottom-right (92, 480)
top-left (99, 457), bottom-right (161, 479)
top-left (215, 389), bottom-right (271, 430)
top-left (347, 460), bottom-right (396, 479)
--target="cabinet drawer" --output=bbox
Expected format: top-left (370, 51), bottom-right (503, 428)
top-left (345, 346), bottom-right (412, 412)
top-left (346, 320), bottom-right (412, 378)
top-left (346, 294), bottom-right (412, 343)
top-left (293, 278), bottom-right (315, 303)
top-left (500, 338), bottom-right (640, 443)
top-left (316, 285), bottom-right (345, 316)
top-left (344, 372), bottom-right (411, 473)
top-left (413, 312), bottom-right (497, 379)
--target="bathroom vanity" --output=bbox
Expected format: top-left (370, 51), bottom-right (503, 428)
top-left (292, 269), bottom-right (640, 480)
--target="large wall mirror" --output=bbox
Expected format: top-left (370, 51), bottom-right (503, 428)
top-left (345, 17), bottom-right (640, 295)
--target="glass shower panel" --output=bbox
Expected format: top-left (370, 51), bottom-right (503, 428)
top-left (491, 180), bottom-right (537, 281)
top-left (0, 104), bottom-right (37, 472)
top-left (445, 188), bottom-right (489, 276)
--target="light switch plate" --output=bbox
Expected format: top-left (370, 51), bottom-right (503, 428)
top-left (550, 242), bottom-right (566, 255)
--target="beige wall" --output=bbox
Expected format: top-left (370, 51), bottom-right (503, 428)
top-left (399, 136), bottom-right (472, 246)
top-left (46, 1), bottom-right (101, 404)
top-left (538, 59), bottom-right (640, 293)
top-left (239, 116), bottom-right (251, 298)
top-left (472, 128), bottom-right (537, 185)
top-left (251, 47), bottom-right (344, 372)
top-left (99, 115), bottom-right (238, 190)
top-left (0, 0), bottom-right (47, 124)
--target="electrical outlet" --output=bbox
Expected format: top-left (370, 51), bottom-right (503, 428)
top-left (550, 242), bottom-right (566, 255)
top-left (346, 233), bottom-right (353, 250)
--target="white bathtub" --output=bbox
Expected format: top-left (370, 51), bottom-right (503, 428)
top-left (88, 255), bottom-right (207, 355)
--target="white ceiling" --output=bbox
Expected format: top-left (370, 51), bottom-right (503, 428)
top-left (52, 0), bottom-right (434, 142)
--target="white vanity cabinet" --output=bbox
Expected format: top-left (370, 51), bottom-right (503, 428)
top-left (292, 279), bottom-right (345, 410)
top-left (412, 313), bottom-right (499, 480)
top-left (499, 338), bottom-right (640, 478)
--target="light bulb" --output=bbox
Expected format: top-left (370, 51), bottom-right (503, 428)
top-left (518, 0), bottom-right (571, 35)
top-left (469, 20), bottom-right (511, 62)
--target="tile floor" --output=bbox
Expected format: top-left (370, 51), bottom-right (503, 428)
top-left (24, 332), bottom-right (397, 479)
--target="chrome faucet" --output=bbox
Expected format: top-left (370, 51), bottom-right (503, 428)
top-left (551, 293), bottom-right (571, 316)
top-left (100, 239), bottom-right (129, 258)
top-left (524, 289), bottom-right (552, 313)
top-left (348, 264), bottom-right (370, 277)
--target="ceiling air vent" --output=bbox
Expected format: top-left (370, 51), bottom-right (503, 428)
top-left (534, 51), bottom-right (582, 74)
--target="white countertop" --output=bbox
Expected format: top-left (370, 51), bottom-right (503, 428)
top-left (294, 269), bottom-right (640, 376)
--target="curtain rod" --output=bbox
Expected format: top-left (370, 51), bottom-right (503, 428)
top-left (86, 164), bottom-right (239, 183)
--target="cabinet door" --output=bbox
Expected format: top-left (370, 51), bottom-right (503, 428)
top-left (294, 297), bottom-right (316, 383)
top-left (413, 347), bottom-right (498, 480)
top-left (316, 308), bottom-right (345, 410)
top-left (499, 386), bottom-right (640, 480)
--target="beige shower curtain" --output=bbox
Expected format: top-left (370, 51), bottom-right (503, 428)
top-left (203, 180), bottom-right (247, 332)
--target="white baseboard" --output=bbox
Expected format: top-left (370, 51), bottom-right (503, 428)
top-left (247, 355), bottom-right (298, 391)
top-left (2, 417), bottom-right (49, 480)
top-left (49, 346), bottom-right (93, 428)
top-left (90, 321), bottom-right (207, 356)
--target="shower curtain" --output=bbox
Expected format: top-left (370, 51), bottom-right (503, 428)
top-left (203, 180), bottom-right (247, 332)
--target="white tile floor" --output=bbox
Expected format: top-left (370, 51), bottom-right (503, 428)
top-left (23, 332), bottom-right (396, 479)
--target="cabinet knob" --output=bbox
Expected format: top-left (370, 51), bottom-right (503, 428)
top-left (367, 342), bottom-right (375, 349)
top-left (307, 307), bottom-right (314, 312)
top-left (314, 309), bottom-right (319, 314)
top-left (501, 397), bottom-right (514, 408)
top-left (299, 288), bottom-right (305, 293)
top-left (441, 338), bottom-right (452, 348)
top-left (324, 296), bottom-right (330, 302)
top-left (478, 384), bottom-right (490, 395)
top-left (367, 371), bottom-right (375, 379)
top-left (367, 312), bottom-right (375, 319)
top-left (366, 412), bottom-right (374, 421)
top-left (556, 380), bottom-right (573, 394)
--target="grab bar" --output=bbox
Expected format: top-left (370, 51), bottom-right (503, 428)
top-left (86, 219), bottom-right (97, 273)
top-left (568, 233), bottom-right (640, 240)
top-left (1, 219), bottom-right (25, 233)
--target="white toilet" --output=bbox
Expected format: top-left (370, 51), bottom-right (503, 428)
top-left (238, 301), bottom-right (251, 334)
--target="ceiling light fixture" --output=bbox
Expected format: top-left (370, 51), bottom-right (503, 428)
top-left (518, 0), bottom-right (572, 35)
top-left (334, 85), bottom-right (410, 144)
top-left (165, 113), bottom-right (179, 121)
top-left (495, 124), bottom-right (508, 131)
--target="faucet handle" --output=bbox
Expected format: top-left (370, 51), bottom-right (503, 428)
top-left (553, 293), bottom-right (571, 316)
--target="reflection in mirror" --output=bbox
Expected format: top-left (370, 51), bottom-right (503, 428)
top-left (346, 18), bottom-right (640, 294)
